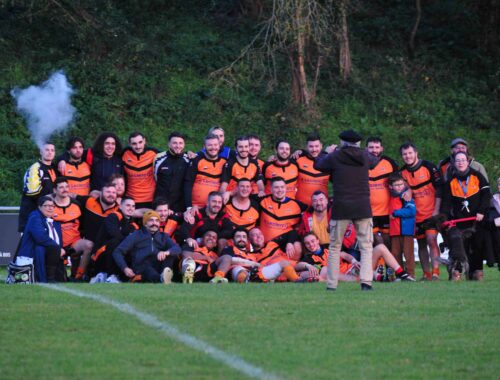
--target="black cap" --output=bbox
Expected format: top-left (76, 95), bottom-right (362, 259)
top-left (450, 138), bottom-right (468, 148)
top-left (339, 129), bottom-right (362, 143)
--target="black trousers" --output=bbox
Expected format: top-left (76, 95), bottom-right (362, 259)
top-left (137, 256), bottom-right (178, 283)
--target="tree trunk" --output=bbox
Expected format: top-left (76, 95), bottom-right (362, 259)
top-left (408, 0), bottom-right (422, 59)
top-left (338, 4), bottom-right (352, 83)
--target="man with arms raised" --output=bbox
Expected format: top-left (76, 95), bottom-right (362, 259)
top-left (314, 129), bottom-right (379, 291)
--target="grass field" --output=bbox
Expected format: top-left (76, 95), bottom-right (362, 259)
top-left (1, 268), bottom-right (500, 380)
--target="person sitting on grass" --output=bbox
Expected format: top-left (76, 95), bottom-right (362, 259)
top-left (180, 229), bottom-right (232, 284)
top-left (223, 227), bottom-right (311, 283)
top-left (301, 232), bottom-right (415, 282)
top-left (112, 210), bottom-right (181, 284)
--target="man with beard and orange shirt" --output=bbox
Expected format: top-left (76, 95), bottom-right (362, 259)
top-left (259, 177), bottom-right (307, 260)
top-left (78, 183), bottom-right (120, 244)
top-left (263, 139), bottom-right (299, 199)
top-left (295, 133), bottom-right (331, 206)
top-left (122, 132), bottom-right (158, 208)
top-left (51, 177), bottom-right (93, 281)
top-left (184, 134), bottom-right (227, 208)
top-left (366, 137), bottom-right (398, 246)
top-left (224, 178), bottom-right (260, 230)
top-left (58, 137), bottom-right (91, 196)
top-left (220, 136), bottom-right (265, 203)
top-left (399, 142), bottom-right (443, 281)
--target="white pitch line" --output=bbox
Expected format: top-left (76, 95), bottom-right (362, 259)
top-left (38, 283), bottom-right (282, 380)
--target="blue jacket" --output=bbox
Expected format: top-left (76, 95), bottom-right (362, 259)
top-left (389, 194), bottom-right (416, 237)
top-left (18, 209), bottom-right (62, 282)
top-left (112, 227), bottom-right (181, 273)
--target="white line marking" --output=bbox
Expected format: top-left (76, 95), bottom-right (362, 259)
top-left (38, 283), bottom-right (282, 380)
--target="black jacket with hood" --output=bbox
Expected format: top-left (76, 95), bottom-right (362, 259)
top-left (314, 146), bottom-right (379, 220)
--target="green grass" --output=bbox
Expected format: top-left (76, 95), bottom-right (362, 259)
top-left (2, 268), bottom-right (500, 379)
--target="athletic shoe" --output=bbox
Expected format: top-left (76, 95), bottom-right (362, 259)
top-left (400, 273), bottom-right (416, 282)
top-left (209, 275), bottom-right (228, 284)
top-left (295, 277), bottom-right (318, 283)
top-left (397, 271), bottom-right (416, 282)
top-left (361, 283), bottom-right (373, 291)
top-left (161, 267), bottom-right (173, 284)
top-left (105, 274), bottom-right (121, 284)
top-left (182, 259), bottom-right (196, 284)
top-left (90, 272), bottom-right (107, 284)
top-left (326, 287), bottom-right (336, 291)
top-left (432, 274), bottom-right (440, 281)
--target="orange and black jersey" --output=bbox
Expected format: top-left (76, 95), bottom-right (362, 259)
top-left (400, 160), bottom-right (443, 223)
top-left (179, 208), bottom-right (234, 241)
top-left (369, 155), bottom-right (398, 216)
top-left (77, 195), bottom-right (119, 243)
top-left (302, 247), bottom-right (328, 268)
top-left (184, 154), bottom-right (227, 208)
top-left (222, 241), bottom-right (286, 267)
top-left (295, 153), bottom-right (330, 205)
top-left (122, 147), bottom-right (158, 204)
top-left (224, 196), bottom-right (260, 230)
top-left (92, 210), bottom-right (139, 259)
top-left (182, 245), bottom-right (219, 265)
top-left (441, 168), bottom-right (491, 221)
top-left (160, 213), bottom-right (183, 239)
top-left (262, 160), bottom-right (299, 199)
top-left (59, 161), bottom-right (91, 196)
top-left (259, 194), bottom-right (307, 242)
top-left (52, 199), bottom-right (83, 247)
top-left (222, 157), bottom-right (263, 192)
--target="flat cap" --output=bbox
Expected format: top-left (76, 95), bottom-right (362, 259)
top-left (450, 138), bottom-right (468, 148)
top-left (339, 129), bottom-right (362, 143)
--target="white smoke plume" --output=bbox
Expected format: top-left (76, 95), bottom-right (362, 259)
top-left (11, 70), bottom-right (76, 148)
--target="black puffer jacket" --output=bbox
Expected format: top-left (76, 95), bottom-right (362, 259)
top-left (314, 146), bottom-right (378, 220)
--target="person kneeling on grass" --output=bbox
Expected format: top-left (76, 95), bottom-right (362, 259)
top-left (180, 229), bottom-right (232, 284)
top-left (222, 227), bottom-right (310, 283)
top-left (301, 232), bottom-right (415, 282)
top-left (112, 211), bottom-right (181, 283)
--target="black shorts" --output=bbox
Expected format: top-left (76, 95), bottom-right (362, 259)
top-left (194, 262), bottom-right (218, 282)
top-left (372, 215), bottom-right (390, 234)
top-left (416, 218), bottom-right (438, 239)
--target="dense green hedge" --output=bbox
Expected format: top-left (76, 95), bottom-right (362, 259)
top-left (0, 0), bottom-right (498, 205)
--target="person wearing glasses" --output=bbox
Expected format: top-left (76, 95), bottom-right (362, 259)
top-left (16, 195), bottom-right (65, 282)
top-left (440, 151), bottom-right (491, 280)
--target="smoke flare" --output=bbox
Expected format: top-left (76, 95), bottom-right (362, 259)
top-left (11, 70), bottom-right (76, 148)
